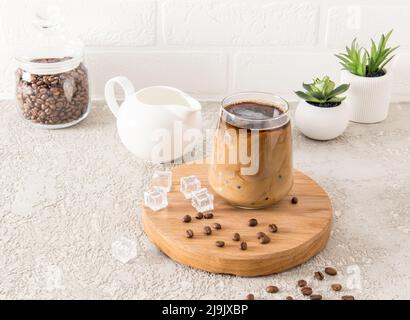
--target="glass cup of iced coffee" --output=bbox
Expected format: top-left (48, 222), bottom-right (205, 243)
top-left (208, 92), bottom-right (293, 209)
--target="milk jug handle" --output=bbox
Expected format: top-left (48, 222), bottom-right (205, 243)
top-left (104, 76), bottom-right (135, 117)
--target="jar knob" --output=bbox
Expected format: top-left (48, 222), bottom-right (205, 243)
top-left (33, 6), bottom-right (61, 29)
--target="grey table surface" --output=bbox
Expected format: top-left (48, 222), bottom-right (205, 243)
top-left (1, 101), bottom-right (409, 300)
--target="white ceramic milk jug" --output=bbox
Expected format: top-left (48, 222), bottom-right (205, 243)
top-left (105, 76), bottom-right (202, 163)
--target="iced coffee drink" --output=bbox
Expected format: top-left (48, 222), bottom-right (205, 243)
top-left (208, 93), bottom-right (293, 209)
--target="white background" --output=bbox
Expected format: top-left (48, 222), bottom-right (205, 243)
top-left (1, 0), bottom-right (410, 101)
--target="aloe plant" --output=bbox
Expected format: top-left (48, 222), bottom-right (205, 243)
top-left (336, 30), bottom-right (399, 77)
top-left (295, 76), bottom-right (350, 107)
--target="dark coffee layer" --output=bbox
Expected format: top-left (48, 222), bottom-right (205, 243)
top-left (225, 101), bottom-right (283, 120)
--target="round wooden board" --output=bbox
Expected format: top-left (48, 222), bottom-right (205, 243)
top-left (142, 163), bottom-right (332, 277)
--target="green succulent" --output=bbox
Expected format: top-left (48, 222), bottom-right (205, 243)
top-left (335, 30), bottom-right (399, 77)
top-left (295, 76), bottom-right (350, 107)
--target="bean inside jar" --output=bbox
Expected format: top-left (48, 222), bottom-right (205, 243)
top-left (15, 57), bottom-right (90, 126)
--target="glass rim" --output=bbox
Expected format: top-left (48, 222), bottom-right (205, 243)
top-left (14, 55), bottom-right (84, 75)
top-left (220, 91), bottom-right (290, 128)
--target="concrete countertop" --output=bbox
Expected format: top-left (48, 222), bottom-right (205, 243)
top-left (1, 101), bottom-right (409, 300)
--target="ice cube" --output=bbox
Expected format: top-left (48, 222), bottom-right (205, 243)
top-left (191, 188), bottom-right (214, 213)
top-left (180, 175), bottom-right (201, 199)
top-left (111, 236), bottom-right (137, 264)
top-left (152, 170), bottom-right (172, 192)
top-left (144, 188), bottom-right (168, 211)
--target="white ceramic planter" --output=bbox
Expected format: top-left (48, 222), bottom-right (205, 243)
top-left (295, 100), bottom-right (349, 141)
top-left (341, 69), bottom-right (393, 123)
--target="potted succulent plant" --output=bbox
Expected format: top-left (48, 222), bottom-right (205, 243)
top-left (295, 76), bottom-right (350, 140)
top-left (336, 30), bottom-right (399, 123)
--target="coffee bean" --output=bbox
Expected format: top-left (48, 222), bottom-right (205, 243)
top-left (248, 218), bottom-right (258, 227)
top-left (266, 285), bottom-right (279, 293)
top-left (285, 296), bottom-right (294, 300)
top-left (331, 283), bottom-right (342, 292)
top-left (268, 224), bottom-right (278, 233)
top-left (342, 295), bottom-right (355, 300)
top-left (240, 241), bottom-right (247, 251)
top-left (256, 232), bottom-right (266, 239)
top-left (215, 241), bottom-right (225, 247)
top-left (310, 294), bottom-right (322, 300)
top-left (325, 267), bottom-right (337, 276)
top-left (185, 230), bottom-right (194, 238)
top-left (182, 215), bottom-right (192, 223)
top-left (195, 212), bottom-right (204, 219)
top-left (297, 279), bottom-right (307, 287)
top-left (314, 271), bottom-right (324, 281)
top-left (212, 223), bottom-right (221, 230)
top-left (232, 233), bottom-right (240, 241)
top-left (259, 235), bottom-right (270, 244)
top-left (204, 213), bottom-right (214, 219)
top-left (291, 196), bottom-right (298, 204)
top-left (15, 58), bottom-right (89, 126)
top-left (204, 226), bottom-right (212, 235)
top-left (246, 294), bottom-right (254, 300)
top-left (301, 287), bottom-right (313, 296)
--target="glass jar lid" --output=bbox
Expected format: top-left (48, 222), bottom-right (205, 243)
top-left (14, 6), bottom-right (84, 75)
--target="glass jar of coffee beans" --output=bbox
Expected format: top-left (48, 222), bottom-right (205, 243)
top-left (14, 9), bottom-right (90, 128)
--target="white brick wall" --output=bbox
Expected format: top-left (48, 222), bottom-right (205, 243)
top-left (1, 0), bottom-right (410, 102)
top-left (162, 1), bottom-right (319, 46)
top-left (233, 53), bottom-right (339, 99)
top-left (87, 51), bottom-right (228, 95)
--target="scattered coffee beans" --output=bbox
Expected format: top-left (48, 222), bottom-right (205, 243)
top-left (185, 230), bottom-right (194, 238)
top-left (256, 232), bottom-right (266, 239)
top-left (325, 267), bottom-right (337, 276)
top-left (15, 58), bottom-right (89, 126)
top-left (195, 212), bottom-right (204, 219)
top-left (259, 235), bottom-right (271, 244)
top-left (246, 294), bottom-right (254, 300)
top-left (301, 287), bottom-right (313, 296)
top-left (232, 233), bottom-right (241, 241)
top-left (212, 223), bottom-right (221, 230)
top-left (215, 241), bottom-right (225, 247)
top-left (268, 224), bottom-right (278, 233)
top-left (240, 241), bottom-right (247, 251)
top-left (266, 285), bottom-right (279, 293)
top-left (204, 213), bottom-right (214, 219)
top-left (182, 215), bottom-right (192, 223)
top-left (291, 196), bottom-right (298, 204)
top-left (314, 271), bottom-right (324, 281)
top-left (297, 279), bottom-right (307, 287)
top-left (204, 226), bottom-right (212, 235)
top-left (331, 283), bottom-right (342, 292)
top-left (242, 265), bottom-right (346, 301)
top-left (248, 218), bottom-right (258, 227)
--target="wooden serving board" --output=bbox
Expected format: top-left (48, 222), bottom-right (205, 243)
top-left (142, 163), bottom-right (332, 277)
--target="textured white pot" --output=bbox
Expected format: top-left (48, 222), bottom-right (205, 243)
top-left (295, 100), bottom-right (349, 141)
top-left (341, 69), bottom-right (393, 123)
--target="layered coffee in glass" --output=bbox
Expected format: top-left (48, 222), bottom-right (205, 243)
top-left (208, 92), bottom-right (293, 209)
